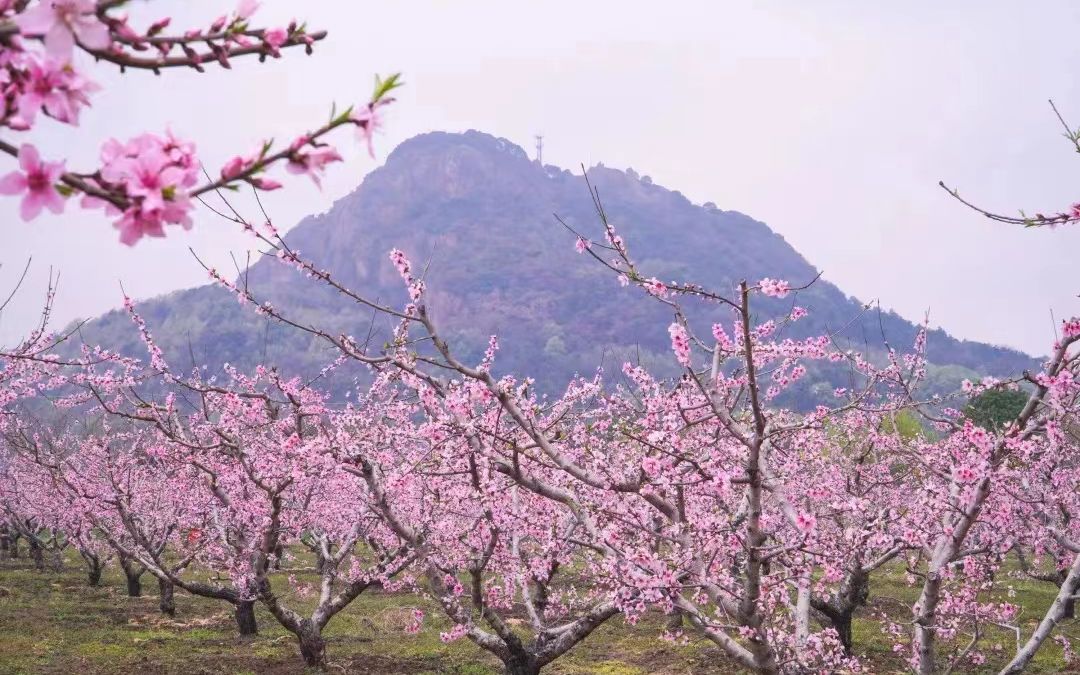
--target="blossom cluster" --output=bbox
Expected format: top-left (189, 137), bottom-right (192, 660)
top-left (0, 0), bottom-right (396, 244)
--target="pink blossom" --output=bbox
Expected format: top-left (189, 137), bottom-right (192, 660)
top-left (263, 27), bottom-right (288, 49)
top-left (0, 144), bottom-right (65, 220)
top-left (644, 277), bottom-right (667, 298)
top-left (641, 456), bottom-right (661, 478)
top-left (352, 104), bottom-right (384, 158)
top-left (758, 277), bottom-right (791, 298)
top-left (574, 237), bottom-right (589, 254)
top-left (18, 55), bottom-right (99, 125)
top-left (95, 132), bottom-right (198, 245)
top-left (668, 322), bottom-right (691, 367)
top-left (439, 623), bottom-right (468, 643)
top-left (794, 512), bottom-right (816, 533)
top-left (249, 176), bottom-right (282, 191)
top-left (405, 609), bottom-right (424, 634)
top-left (235, 0), bottom-right (260, 20)
top-left (16, 0), bottom-right (111, 60)
top-left (1063, 317), bottom-right (1080, 340)
top-left (146, 17), bottom-right (171, 35)
top-left (711, 323), bottom-right (733, 351)
top-left (220, 153), bottom-right (255, 181)
top-left (388, 248), bottom-right (425, 301)
top-left (286, 146), bottom-right (342, 188)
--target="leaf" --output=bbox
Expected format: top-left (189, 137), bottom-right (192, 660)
top-left (372, 73), bottom-right (404, 102)
top-left (331, 105), bottom-right (355, 126)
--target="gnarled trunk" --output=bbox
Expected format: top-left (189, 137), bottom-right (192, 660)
top-left (812, 568), bottom-right (869, 654)
top-left (502, 651), bottom-right (540, 675)
top-left (665, 608), bottom-right (684, 633)
top-left (158, 578), bottom-right (175, 616)
top-left (234, 600), bottom-right (258, 636)
top-left (833, 613), bottom-right (854, 654)
top-left (49, 544), bottom-right (65, 572)
top-left (85, 558), bottom-right (103, 587)
top-left (28, 538), bottom-right (44, 571)
top-left (119, 556), bottom-right (144, 597)
top-left (297, 624), bottom-right (327, 668)
top-left (124, 569), bottom-right (143, 597)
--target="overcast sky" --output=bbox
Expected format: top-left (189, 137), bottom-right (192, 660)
top-left (2, 0), bottom-right (1079, 355)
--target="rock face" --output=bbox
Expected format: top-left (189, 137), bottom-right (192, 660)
top-left (73, 130), bottom-right (1037, 406)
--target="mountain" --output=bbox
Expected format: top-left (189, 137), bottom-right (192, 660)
top-left (70, 130), bottom-right (1039, 406)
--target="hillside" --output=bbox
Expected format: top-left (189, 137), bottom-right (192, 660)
top-left (71, 130), bottom-right (1039, 406)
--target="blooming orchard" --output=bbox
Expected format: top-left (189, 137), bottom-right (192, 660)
top-left (2, 223), bottom-right (1080, 675)
top-left (4, 220), bottom-right (1077, 672)
top-left (2, 4), bottom-right (1080, 673)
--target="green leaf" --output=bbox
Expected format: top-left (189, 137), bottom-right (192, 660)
top-left (331, 105), bottom-right (355, 126)
top-left (372, 73), bottom-right (404, 102)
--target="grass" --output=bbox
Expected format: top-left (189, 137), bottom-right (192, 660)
top-left (0, 553), bottom-right (1078, 673)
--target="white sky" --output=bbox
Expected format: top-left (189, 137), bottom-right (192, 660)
top-left (2, 0), bottom-right (1079, 355)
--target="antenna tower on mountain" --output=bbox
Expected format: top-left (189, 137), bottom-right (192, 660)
top-left (534, 134), bottom-right (543, 164)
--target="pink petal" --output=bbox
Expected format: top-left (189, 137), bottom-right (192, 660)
top-left (44, 22), bottom-right (76, 61)
top-left (43, 189), bottom-right (65, 215)
top-left (17, 144), bottom-right (40, 172)
top-left (20, 193), bottom-right (44, 221)
top-left (117, 222), bottom-right (142, 246)
top-left (13, 3), bottom-right (57, 36)
top-left (236, 0), bottom-right (260, 19)
top-left (0, 172), bottom-right (27, 195)
top-left (80, 194), bottom-right (104, 209)
top-left (44, 161), bottom-right (66, 183)
top-left (74, 17), bottom-right (112, 51)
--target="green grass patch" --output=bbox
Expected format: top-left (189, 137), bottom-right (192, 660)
top-left (1, 552), bottom-right (1079, 673)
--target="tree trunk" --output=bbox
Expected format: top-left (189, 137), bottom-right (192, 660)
top-left (502, 652), bottom-right (540, 675)
top-left (834, 613), bottom-right (854, 654)
top-left (665, 609), bottom-right (684, 633)
top-left (158, 578), bottom-right (175, 617)
top-left (118, 555), bottom-right (145, 597)
top-left (234, 600), bottom-right (258, 636)
top-left (124, 570), bottom-right (143, 597)
top-left (86, 559), bottom-right (103, 587)
top-left (28, 539), bottom-right (44, 571)
top-left (297, 625), bottom-right (327, 668)
top-left (1056, 569), bottom-right (1078, 620)
top-left (811, 567), bottom-right (869, 654)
